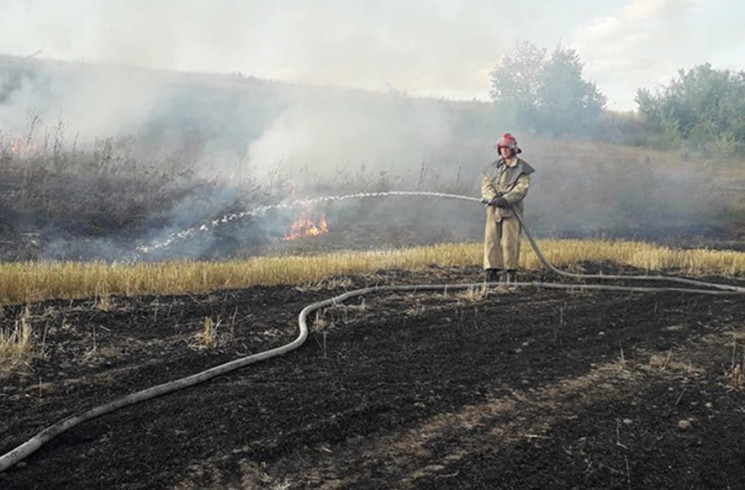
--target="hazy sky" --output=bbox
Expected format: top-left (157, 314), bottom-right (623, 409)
top-left (1, 0), bottom-right (744, 111)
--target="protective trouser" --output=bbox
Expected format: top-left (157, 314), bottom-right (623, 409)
top-left (484, 213), bottom-right (522, 271)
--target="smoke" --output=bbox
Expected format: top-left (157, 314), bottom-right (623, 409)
top-left (0, 60), bottom-right (165, 142)
top-left (0, 53), bottom-right (739, 262)
top-left (246, 89), bottom-right (456, 182)
top-left (0, 0), bottom-right (740, 262)
top-left (519, 137), bottom-right (732, 247)
top-left (0, 0), bottom-right (626, 102)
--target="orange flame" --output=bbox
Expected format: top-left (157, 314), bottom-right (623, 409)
top-left (5, 136), bottom-right (40, 158)
top-left (283, 214), bottom-right (329, 241)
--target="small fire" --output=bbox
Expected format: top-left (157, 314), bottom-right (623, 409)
top-left (283, 214), bottom-right (329, 241)
top-left (5, 136), bottom-right (40, 158)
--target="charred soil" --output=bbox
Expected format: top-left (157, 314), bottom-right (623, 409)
top-left (2, 264), bottom-right (745, 489)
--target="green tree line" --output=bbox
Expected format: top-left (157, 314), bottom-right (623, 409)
top-left (635, 63), bottom-right (745, 154)
top-left (491, 42), bottom-right (745, 155)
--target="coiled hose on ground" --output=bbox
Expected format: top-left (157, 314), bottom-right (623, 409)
top-left (1, 200), bottom-right (744, 473)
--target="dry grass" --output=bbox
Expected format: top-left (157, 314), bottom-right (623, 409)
top-left (726, 340), bottom-right (744, 391)
top-left (1, 239), bottom-right (744, 308)
top-left (0, 306), bottom-right (35, 373)
top-left (523, 239), bottom-right (745, 276)
top-left (457, 284), bottom-right (491, 303)
top-left (1, 238), bottom-right (744, 373)
top-left (202, 316), bottom-right (215, 348)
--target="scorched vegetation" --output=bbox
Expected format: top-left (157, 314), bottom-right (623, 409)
top-left (1, 53), bottom-right (745, 489)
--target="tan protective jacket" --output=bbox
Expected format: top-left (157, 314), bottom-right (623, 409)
top-left (481, 157), bottom-right (534, 221)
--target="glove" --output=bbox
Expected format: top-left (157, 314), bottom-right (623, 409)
top-left (491, 197), bottom-right (509, 208)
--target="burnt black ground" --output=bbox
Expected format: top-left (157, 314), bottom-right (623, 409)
top-left (1, 265), bottom-right (745, 489)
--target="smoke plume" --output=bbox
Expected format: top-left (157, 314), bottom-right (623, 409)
top-left (0, 54), bottom-right (737, 261)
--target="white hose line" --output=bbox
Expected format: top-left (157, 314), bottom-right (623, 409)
top-left (513, 208), bottom-right (745, 293)
top-left (0, 311), bottom-right (311, 473)
top-left (1, 280), bottom-right (741, 472)
top-left (2, 204), bottom-right (744, 472)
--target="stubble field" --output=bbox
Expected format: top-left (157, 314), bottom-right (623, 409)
top-left (2, 262), bottom-right (744, 489)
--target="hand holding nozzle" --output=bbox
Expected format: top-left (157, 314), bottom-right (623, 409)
top-left (482, 193), bottom-right (509, 208)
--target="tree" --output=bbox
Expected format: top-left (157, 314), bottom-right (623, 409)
top-left (635, 64), bottom-right (745, 153)
top-left (535, 46), bottom-right (606, 134)
top-left (489, 42), bottom-right (606, 134)
top-left (489, 41), bottom-right (546, 124)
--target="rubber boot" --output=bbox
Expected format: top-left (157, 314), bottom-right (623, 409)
top-left (485, 268), bottom-right (501, 283)
top-left (505, 270), bottom-right (518, 286)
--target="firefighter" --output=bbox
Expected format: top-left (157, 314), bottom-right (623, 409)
top-left (481, 133), bottom-right (535, 284)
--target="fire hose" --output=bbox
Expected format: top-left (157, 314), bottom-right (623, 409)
top-left (1, 197), bottom-right (744, 473)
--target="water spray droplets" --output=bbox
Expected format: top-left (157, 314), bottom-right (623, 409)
top-left (136, 191), bottom-right (480, 255)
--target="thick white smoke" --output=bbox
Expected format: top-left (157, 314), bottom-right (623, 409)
top-left (246, 90), bottom-right (455, 183)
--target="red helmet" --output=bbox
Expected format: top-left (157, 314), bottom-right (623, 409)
top-left (495, 133), bottom-right (522, 154)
